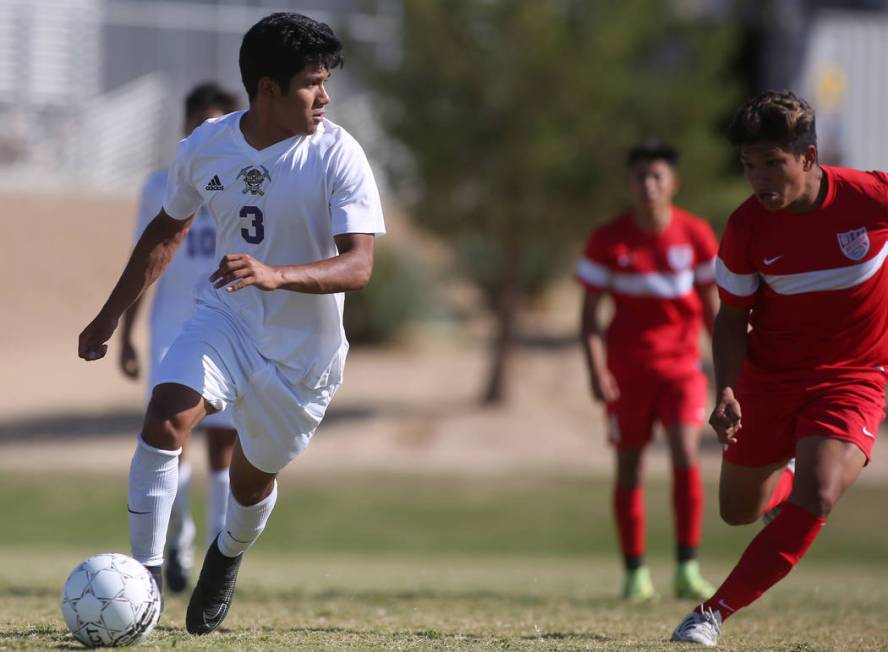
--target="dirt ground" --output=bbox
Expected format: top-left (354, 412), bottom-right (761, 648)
top-left (1, 193), bottom-right (885, 485)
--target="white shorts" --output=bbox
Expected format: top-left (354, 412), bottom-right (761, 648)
top-left (150, 341), bottom-right (235, 431)
top-left (153, 303), bottom-right (339, 473)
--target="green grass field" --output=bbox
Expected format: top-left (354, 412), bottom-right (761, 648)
top-left (0, 473), bottom-right (886, 650)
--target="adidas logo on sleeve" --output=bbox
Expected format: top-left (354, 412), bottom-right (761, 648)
top-left (205, 175), bottom-right (224, 191)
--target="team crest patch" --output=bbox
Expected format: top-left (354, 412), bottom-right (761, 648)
top-left (667, 244), bottom-right (694, 271)
top-left (837, 227), bottom-right (869, 261)
top-left (237, 165), bottom-right (272, 196)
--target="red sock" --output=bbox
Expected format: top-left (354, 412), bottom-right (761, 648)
top-left (614, 484), bottom-right (644, 560)
top-left (700, 502), bottom-right (825, 620)
top-left (673, 466), bottom-right (703, 549)
top-left (764, 466), bottom-right (795, 513)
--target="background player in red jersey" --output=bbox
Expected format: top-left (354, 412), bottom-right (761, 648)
top-left (578, 140), bottom-right (719, 602)
top-left (672, 91), bottom-right (888, 646)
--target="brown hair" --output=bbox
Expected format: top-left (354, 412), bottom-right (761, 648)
top-left (727, 90), bottom-right (816, 154)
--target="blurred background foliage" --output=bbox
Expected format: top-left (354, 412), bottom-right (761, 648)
top-left (356, 0), bottom-right (744, 402)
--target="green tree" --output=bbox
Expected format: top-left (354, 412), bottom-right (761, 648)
top-left (369, 0), bottom-right (740, 403)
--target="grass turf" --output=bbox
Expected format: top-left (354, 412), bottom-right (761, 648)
top-left (0, 473), bottom-right (886, 650)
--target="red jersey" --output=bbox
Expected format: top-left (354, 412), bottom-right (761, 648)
top-left (577, 207), bottom-right (718, 378)
top-left (717, 166), bottom-right (888, 382)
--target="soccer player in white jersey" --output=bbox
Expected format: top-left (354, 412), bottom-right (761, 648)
top-left (78, 13), bottom-right (385, 634)
top-left (118, 82), bottom-right (239, 594)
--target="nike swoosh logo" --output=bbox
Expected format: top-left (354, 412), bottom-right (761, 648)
top-left (862, 427), bottom-right (876, 439)
top-left (127, 505), bottom-right (151, 515)
top-left (718, 599), bottom-right (736, 613)
top-left (764, 255), bottom-right (783, 265)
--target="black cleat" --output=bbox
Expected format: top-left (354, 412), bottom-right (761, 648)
top-left (165, 546), bottom-right (192, 593)
top-left (145, 564), bottom-right (164, 612)
top-left (186, 537), bottom-right (243, 635)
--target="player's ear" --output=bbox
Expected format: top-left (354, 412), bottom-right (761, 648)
top-left (256, 77), bottom-right (280, 99)
top-left (801, 145), bottom-right (817, 171)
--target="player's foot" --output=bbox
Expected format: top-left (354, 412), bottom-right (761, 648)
top-left (622, 566), bottom-right (656, 602)
top-left (165, 545), bottom-right (194, 593)
top-left (144, 564), bottom-right (163, 611)
top-left (674, 560), bottom-right (715, 601)
top-left (186, 537), bottom-right (243, 635)
top-left (671, 606), bottom-right (722, 646)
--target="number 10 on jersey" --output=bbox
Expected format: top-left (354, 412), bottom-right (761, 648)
top-left (239, 206), bottom-right (265, 244)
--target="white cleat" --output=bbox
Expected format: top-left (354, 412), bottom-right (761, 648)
top-left (671, 607), bottom-right (722, 646)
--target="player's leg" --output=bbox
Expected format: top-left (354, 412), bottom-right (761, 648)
top-left (164, 436), bottom-right (197, 593)
top-left (614, 446), bottom-right (656, 601)
top-left (659, 371), bottom-right (714, 600)
top-left (187, 438), bottom-right (277, 635)
top-left (129, 383), bottom-right (209, 593)
top-left (664, 423), bottom-right (714, 601)
top-left (692, 438), bottom-right (862, 623)
top-left (205, 426), bottom-right (237, 545)
top-left (187, 359), bottom-right (338, 635)
top-left (718, 460), bottom-right (789, 525)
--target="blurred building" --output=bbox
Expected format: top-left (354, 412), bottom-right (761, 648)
top-left (0, 0), bottom-right (400, 194)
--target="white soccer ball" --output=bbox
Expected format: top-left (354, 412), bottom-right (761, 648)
top-left (61, 553), bottom-right (161, 648)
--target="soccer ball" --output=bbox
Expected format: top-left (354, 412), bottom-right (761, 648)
top-left (61, 553), bottom-right (161, 648)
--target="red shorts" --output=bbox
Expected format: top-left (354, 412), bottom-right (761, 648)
top-left (606, 371), bottom-right (707, 449)
top-left (723, 372), bottom-right (886, 466)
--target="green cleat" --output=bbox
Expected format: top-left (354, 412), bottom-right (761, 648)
top-left (622, 566), bottom-right (657, 602)
top-left (674, 560), bottom-right (716, 601)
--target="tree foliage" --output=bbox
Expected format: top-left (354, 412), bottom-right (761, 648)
top-left (368, 0), bottom-right (741, 402)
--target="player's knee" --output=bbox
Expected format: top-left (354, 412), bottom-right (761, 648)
top-left (144, 397), bottom-right (193, 450)
top-left (791, 488), bottom-right (837, 519)
top-left (719, 499), bottom-right (759, 526)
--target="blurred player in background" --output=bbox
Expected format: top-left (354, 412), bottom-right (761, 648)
top-left (672, 91), bottom-right (888, 646)
top-left (118, 82), bottom-right (239, 594)
top-left (578, 140), bottom-right (718, 602)
top-left (79, 12), bottom-right (384, 635)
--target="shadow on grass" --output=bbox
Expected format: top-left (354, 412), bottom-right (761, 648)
top-left (0, 405), bottom-right (376, 443)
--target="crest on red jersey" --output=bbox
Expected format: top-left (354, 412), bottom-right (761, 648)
top-left (667, 244), bottom-right (694, 271)
top-left (837, 227), bottom-right (869, 261)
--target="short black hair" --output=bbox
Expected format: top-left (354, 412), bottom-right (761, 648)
top-left (627, 139), bottom-right (679, 168)
top-left (239, 12), bottom-right (343, 101)
top-left (727, 90), bottom-right (817, 154)
top-left (184, 82), bottom-right (238, 119)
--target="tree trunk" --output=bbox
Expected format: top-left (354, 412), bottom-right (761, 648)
top-left (482, 241), bottom-right (523, 405)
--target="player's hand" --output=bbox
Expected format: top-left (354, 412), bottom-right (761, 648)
top-left (591, 369), bottom-right (620, 404)
top-left (210, 254), bottom-right (282, 292)
top-left (709, 387), bottom-right (742, 446)
top-left (78, 311), bottom-right (118, 362)
top-left (119, 341), bottom-right (140, 379)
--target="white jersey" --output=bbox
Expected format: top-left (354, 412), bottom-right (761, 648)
top-left (135, 170), bottom-right (219, 362)
top-left (163, 111), bottom-right (385, 389)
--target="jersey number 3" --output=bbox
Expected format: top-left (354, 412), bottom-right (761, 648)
top-left (239, 206), bottom-right (265, 244)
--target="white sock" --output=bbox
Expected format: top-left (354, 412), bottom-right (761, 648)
top-left (217, 482), bottom-right (277, 558)
top-left (128, 435), bottom-right (181, 567)
top-left (166, 461), bottom-right (195, 550)
top-left (207, 469), bottom-right (231, 547)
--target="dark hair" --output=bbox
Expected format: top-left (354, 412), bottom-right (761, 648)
top-left (727, 90), bottom-right (817, 154)
top-left (184, 82), bottom-right (238, 119)
top-left (627, 139), bottom-right (679, 168)
top-left (239, 12), bottom-right (343, 101)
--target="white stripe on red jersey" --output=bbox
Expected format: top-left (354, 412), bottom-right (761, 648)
top-left (577, 207), bottom-right (718, 378)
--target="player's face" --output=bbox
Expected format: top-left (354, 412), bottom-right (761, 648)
top-left (739, 142), bottom-right (810, 211)
top-left (628, 160), bottom-right (678, 211)
top-left (274, 64), bottom-right (331, 136)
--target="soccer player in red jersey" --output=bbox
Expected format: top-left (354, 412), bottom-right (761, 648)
top-left (578, 140), bottom-right (719, 602)
top-left (672, 91), bottom-right (888, 646)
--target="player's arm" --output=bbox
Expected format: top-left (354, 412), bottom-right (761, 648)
top-left (209, 233), bottom-right (375, 294)
top-left (79, 210), bottom-right (194, 361)
top-left (580, 290), bottom-right (619, 403)
top-left (697, 283), bottom-right (719, 336)
top-left (118, 295), bottom-right (144, 379)
top-left (709, 302), bottom-right (750, 445)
